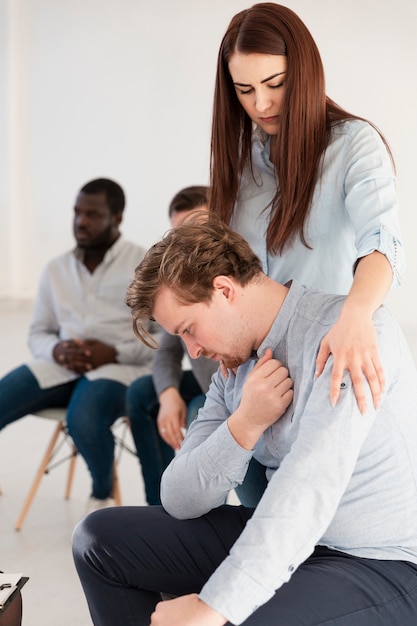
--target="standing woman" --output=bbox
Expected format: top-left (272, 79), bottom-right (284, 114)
top-left (209, 2), bottom-right (405, 415)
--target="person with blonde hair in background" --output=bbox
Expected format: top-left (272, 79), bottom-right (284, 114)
top-left (126, 185), bottom-right (217, 505)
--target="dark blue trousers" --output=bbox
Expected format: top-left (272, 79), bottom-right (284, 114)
top-left (0, 365), bottom-right (126, 498)
top-left (126, 371), bottom-right (205, 505)
top-left (72, 505), bottom-right (417, 625)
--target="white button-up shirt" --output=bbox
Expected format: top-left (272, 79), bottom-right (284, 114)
top-left (27, 236), bottom-right (158, 388)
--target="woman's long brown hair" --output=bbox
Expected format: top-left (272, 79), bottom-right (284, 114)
top-left (209, 3), bottom-right (393, 254)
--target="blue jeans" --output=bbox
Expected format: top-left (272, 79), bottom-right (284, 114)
top-left (0, 365), bottom-right (126, 499)
top-left (235, 457), bottom-right (268, 507)
top-left (126, 371), bottom-right (205, 505)
top-left (73, 505), bottom-right (417, 626)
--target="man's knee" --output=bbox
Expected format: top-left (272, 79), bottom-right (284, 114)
top-left (126, 375), bottom-right (157, 416)
top-left (68, 379), bottom-right (126, 433)
top-left (72, 511), bottom-right (110, 565)
top-left (0, 365), bottom-right (41, 429)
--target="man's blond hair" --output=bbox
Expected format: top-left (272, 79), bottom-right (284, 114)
top-left (125, 214), bottom-right (263, 348)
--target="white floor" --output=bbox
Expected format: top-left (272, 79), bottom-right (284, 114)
top-left (0, 299), bottom-right (148, 625)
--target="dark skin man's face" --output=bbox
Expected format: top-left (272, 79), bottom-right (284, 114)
top-left (73, 191), bottom-right (121, 250)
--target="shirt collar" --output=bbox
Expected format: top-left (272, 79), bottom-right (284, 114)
top-left (256, 280), bottom-right (304, 360)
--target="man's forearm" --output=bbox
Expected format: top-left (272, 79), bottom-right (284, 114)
top-left (160, 420), bottom-right (252, 518)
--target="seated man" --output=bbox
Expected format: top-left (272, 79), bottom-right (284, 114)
top-left (127, 185), bottom-right (217, 505)
top-left (0, 178), bottom-right (158, 512)
top-left (73, 216), bottom-right (417, 625)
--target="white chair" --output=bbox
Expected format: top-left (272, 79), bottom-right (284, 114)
top-left (14, 409), bottom-right (128, 531)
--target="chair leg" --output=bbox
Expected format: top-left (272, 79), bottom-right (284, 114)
top-left (113, 417), bottom-right (137, 461)
top-left (15, 422), bottom-right (64, 531)
top-left (64, 444), bottom-right (78, 499)
top-left (112, 460), bottom-right (122, 506)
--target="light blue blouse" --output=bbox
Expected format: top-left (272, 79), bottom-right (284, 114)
top-left (231, 119), bottom-right (405, 293)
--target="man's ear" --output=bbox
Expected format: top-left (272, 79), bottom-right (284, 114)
top-left (212, 275), bottom-right (236, 301)
top-left (113, 211), bottom-right (123, 227)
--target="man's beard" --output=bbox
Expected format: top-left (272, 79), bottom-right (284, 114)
top-left (201, 350), bottom-right (244, 371)
top-left (220, 356), bottom-right (244, 370)
top-left (74, 223), bottom-right (115, 249)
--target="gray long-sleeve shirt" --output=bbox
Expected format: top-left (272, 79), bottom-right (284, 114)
top-left (161, 280), bottom-right (417, 625)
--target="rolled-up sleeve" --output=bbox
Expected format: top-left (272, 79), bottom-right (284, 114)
top-left (344, 122), bottom-right (405, 285)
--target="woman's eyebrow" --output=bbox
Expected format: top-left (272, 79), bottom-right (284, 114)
top-left (261, 71), bottom-right (286, 83)
top-left (233, 71), bottom-right (286, 87)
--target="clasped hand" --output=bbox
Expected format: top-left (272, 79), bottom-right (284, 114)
top-left (53, 338), bottom-right (117, 374)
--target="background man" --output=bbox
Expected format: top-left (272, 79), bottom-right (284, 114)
top-left (127, 185), bottom-right (217, 505)
top-left (0, 178), bottom-right (158, 511)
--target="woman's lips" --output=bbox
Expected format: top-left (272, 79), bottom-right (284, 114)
top-left (259, 115), bottom-right (279, 123)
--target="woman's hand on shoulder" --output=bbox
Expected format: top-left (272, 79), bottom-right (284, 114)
top-left (315, 314), bottom-right (385, 414)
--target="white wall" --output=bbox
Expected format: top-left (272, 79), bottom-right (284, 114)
top-left (1, 0), bottom-right (416, 335)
